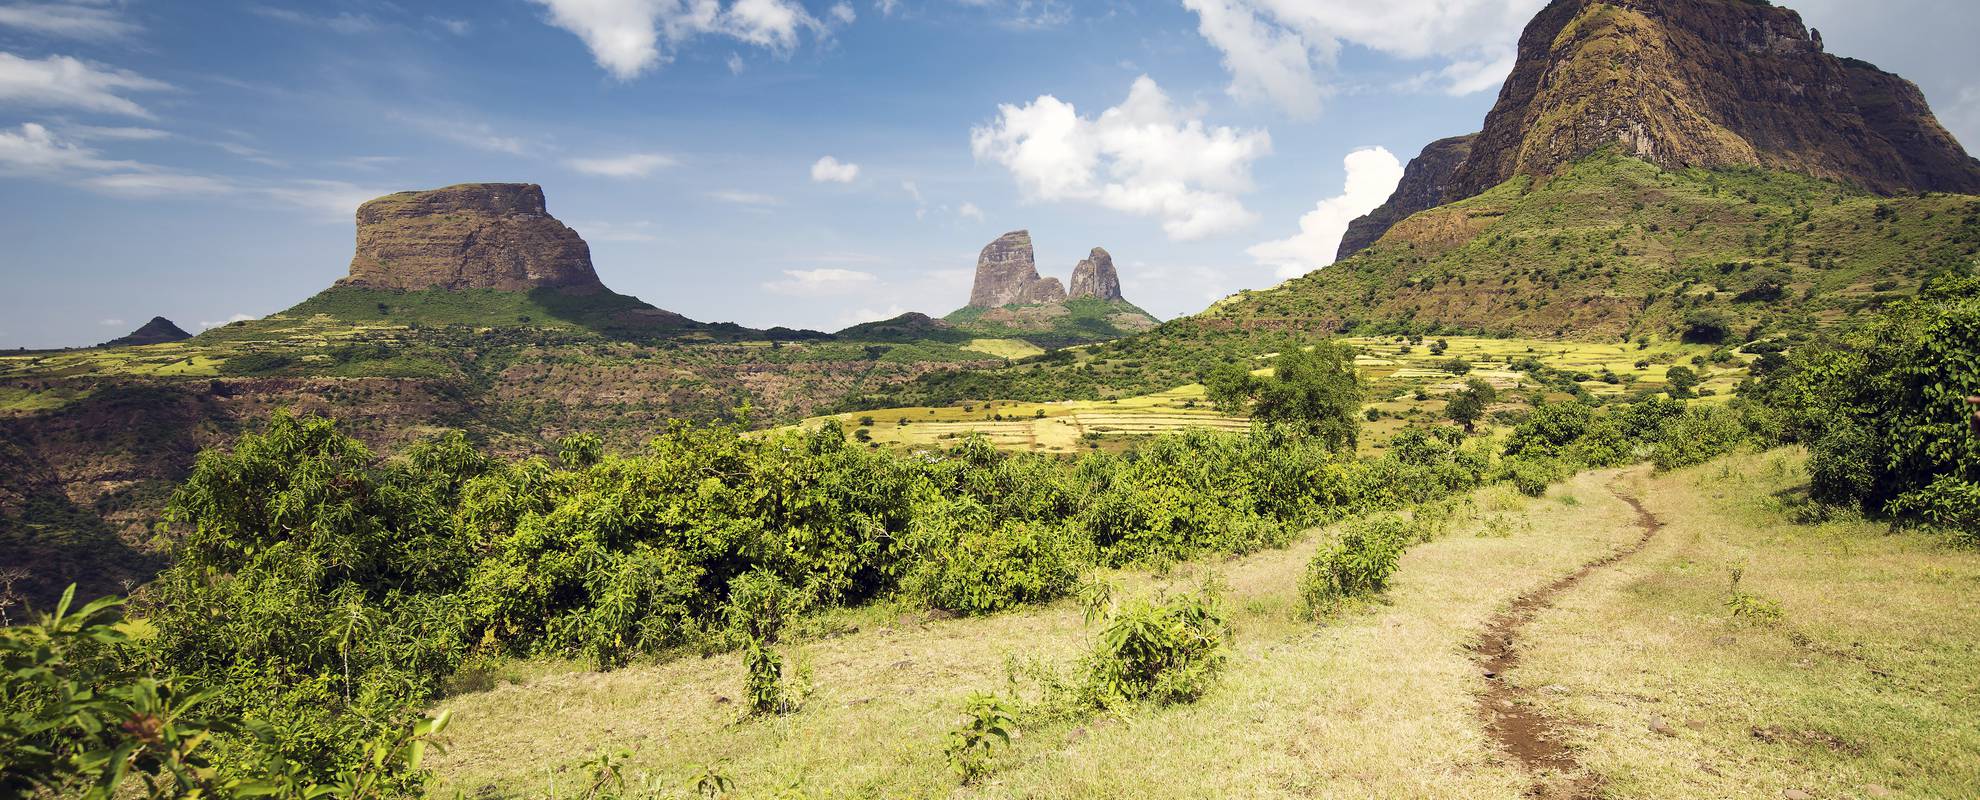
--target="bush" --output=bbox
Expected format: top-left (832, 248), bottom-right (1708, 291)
top-left (1085, 591), bottom-right (1230, 706)
top-left (1300, 515), bottom-right (1410, 611)
top-left (1650, 405), bottom-right (1751, 471)
top-left (896, 504), bottom-right (1084, 615)
top-left (1503, 457), bottom-right (1562, 497)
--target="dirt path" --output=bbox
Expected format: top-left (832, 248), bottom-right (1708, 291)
top-left (1471, 485), bottom-right (1664, 798)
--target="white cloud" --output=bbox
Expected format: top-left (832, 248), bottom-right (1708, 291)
top-left (199, 313), bottom-right (255, 330)
top-left (97, 317), bottom-right (123, 326)
top-left (80, 171), bottom-right (232, 196)
top-left (0, 121), bottom-right (134, 173)
top-left (430, 17), bottom-right (472, 36)
top-left (260, 180), bottom-right (389, 221)
top-left (1247, 146), bottom-right (1403, 279)
top-left (762, 267), bottom-right (879, 295)
top-left (836, 304), bottom-right (907, 328)
top-left (0, 2), bottom-right (140, 40)
top-left (710, 189), bottom-right (782, 206)
top-left (726, 52), bottom-right (746, 73)
top-left (64, 124), bottom-right (170, 141)
top-left (810, 155), bottom-right (860, 183)
top-left (874, 0), bottom-right (900, 16)
top-left (829, 2), bottom-right (856, 24)
top-left (575, 219), bottom-right (660, 242)
top-left (250, 6), bottom-right (380, 35)
top-left (392, 113), bottom-right (536, 155)
top-left (566, 152), bottom-right (677, 177)
top-left (0, 52), bottom-right (172, 118)
top-left (958, 201), bottom-right (984, 221)
top-left (528, 0), bottom-right (824, 81)
top-left (971, 75), bottom-right (1271, 240)
top-left (1182, 0), bottom-right (1545, 115)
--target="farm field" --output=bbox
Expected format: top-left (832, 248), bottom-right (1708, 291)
top-left (812, 336), bottom-right (1752, 453)
top-left (427, 450), bottom-right (1978, 798)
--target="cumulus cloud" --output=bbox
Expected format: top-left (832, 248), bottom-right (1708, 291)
top-left (971, 75), bottom-right (1271, 241)
top-left (566, 152), bottom-right (677, 178)
top-left (958, 201), bottom-right (984, 221)
top-left (828, 2), bottom-right (855, 24)
top-left (1247, 146), bottom-right (1403, 279)
top-left (1182, 0), bottom-right (1545, 116)
top-left (200, 313), bottom-right (256, 330)
top-left (529, 0), bottom-right (824, 81)
top-left (0, 2), bottom-right (140, 40)
top-left (762, 267), bottom-right (879, 295)
top-left (0, 52), bottom-right (172, 118)
top-left (810, 155), bottom-right (860, 183)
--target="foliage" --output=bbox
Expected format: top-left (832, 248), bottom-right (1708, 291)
top-left (1206, 343), bottom-right (1364, 450)
top-left (1650, 405), bottom-right (1752, 471)
top-left (1300, 515), bottom-right (1411, 612)
top-left (943, 693), bottom-right (1016, 784)
top-left (1446, 378), bottom-right (1497, 432)
top-left (1084, 591), bottom-right (1230, 707)
top-left (1754, 274), bottom-right (1980, 534)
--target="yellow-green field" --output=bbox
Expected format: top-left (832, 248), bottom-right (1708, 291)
top-left (812, 336), bottom-right (1750, 454)
top-left (427, 450), bottom-right (1976, 798)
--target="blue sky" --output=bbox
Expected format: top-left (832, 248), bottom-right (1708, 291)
top-left (2, 0), bottom-right (1976, 348)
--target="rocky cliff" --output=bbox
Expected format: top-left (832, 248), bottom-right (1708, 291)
top-left (967, 230), bottom-right (1067, 307)
top-left (1340, 0), bottom-right (1980, 258)
top-left (99, 317), bottom-right (192, 348)
top-left (1068, 247), bottom-right (1124, 301)
top-left (340, 183), bottom-right (606, 293)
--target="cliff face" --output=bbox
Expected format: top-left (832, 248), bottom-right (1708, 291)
top-left (968, 230), bottom-right (1067, 307)
top-left (1337, 135), bottom-right (1477, 260)
top-left (1340, 0), bottom-right (1980, 257)
top-left (1068, 247), bottom-right (1125, 301)
top-left (340, 183), bottom-right (606, 293)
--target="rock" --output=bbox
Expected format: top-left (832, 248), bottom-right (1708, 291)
top-left (340, 183), bottom-right (605, 293)
top-left (1649, 716), bottom-right (1677, 737)
top-left (967, 230), bottom-right (1066, 308)
top-left (1341, 0), bottom-right (1980, 254)
top-left (1068, 247), bottom-right (1124, 301)
top-left (1863, 785), bottom-right (1893, 798)
top-left (1781, 789), bottom-right (1814, 800)
top-left (1337, 134), bottom-right (1476, 260)
top-left (99, 316), bottom-right (193, 348)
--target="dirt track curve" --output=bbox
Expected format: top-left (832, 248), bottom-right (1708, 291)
top-left (1470, 485), bottom-right (1664, 799)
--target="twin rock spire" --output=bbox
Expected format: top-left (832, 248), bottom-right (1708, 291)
top-left (967, 230), bottom-right (1125, 309)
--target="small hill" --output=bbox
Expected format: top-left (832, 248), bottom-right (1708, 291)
top-left (946, 231), bottom-right (1159, 348)
top-left (99, 317), bottom-right (192, 348)
top-left (1340, 0), bottom-right (1980, 258)
top-left (834, 312), bottom-right (969, 344)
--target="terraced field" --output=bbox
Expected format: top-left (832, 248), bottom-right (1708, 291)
top-left (809, 335), bottom-right (1753, 453)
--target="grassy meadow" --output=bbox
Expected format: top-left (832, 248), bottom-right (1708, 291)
top-left (426, 449), bottom-right (1975, 798)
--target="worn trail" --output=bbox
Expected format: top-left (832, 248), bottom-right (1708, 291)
top-left (1470, 485), bottom-right (1664, 799)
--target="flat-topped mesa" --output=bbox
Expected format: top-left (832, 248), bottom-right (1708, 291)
top-left (1068, 247), bottom-right (1124, 301)
top-left (968, 230), bottom-right (1066, 307)
top-left (1339, 0), bottom-right (1980, 259)
top-left (340, 183), bottom-right (606, 293)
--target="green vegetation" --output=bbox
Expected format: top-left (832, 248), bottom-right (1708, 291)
top-left (943, 298), bottom-right (1159, 350)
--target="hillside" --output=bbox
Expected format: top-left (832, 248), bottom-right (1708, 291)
top-left (944, 232), bottom-right (1160, 348)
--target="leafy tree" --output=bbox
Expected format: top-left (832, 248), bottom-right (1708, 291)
top-left (1205, 343), bottom-right (1363, 451)
top-left (1665, 365), bottom-right (1701, 397)
top-left (1682, 310), bottom-right (1733, 344)
top-left (1446, 378), bottom-right (1497, 433)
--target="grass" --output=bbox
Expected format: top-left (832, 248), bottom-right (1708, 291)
top-left (1518, 450), bottom-right (1980, 798)
top-left (428, 467), bottom-right (1645, 798)
top-left (426, 451), bottom-right (1979, 797)
top-left (809, 335), bottom-right (1745, 454)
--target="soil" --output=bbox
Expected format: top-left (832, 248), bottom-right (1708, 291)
top-left (1470, 484), bottom-right (1664, 798)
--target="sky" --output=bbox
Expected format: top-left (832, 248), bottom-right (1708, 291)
top-left (1, 0), bottom-right (1976, 349)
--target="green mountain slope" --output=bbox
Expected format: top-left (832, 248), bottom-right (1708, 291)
top-left (943, 297), bottom-right (1160, 349)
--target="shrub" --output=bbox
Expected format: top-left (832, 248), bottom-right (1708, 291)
top-left (896, 505), bottom-right (1084, 615)
top-left (1650, 405), bottom-right (1751, 471)
top-left (1503, 402), bottom-right (1595, 460)
top-left (1503, 457), bottom-right (1561, 498)
top-left (1300, 515), bottom-right (1410, 611)
top-left (943, 693), bottom-right (1016, 784)
top-left (1085, 592), bottom-right (1230, 706)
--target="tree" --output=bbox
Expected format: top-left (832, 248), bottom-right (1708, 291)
top-left (1206, 343), bottom-right (1363, 451)
top-left (1681, 310), bottom-right (1733, 344)
top-left (1665, 366), bottom-right (1701, 397)
top-left (1446, 378), bottom-right (1498, 433)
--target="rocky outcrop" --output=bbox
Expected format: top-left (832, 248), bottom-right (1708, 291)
top-left (340, 183), bottom-right (605, 293)
top-left (1342, 0), bottom-right (1980, 255)
top-left (968, 230), bottom-right (1066, 307)
top-left (1068, 247), bottom-right (1124, 301)
top-left (99, 317), bottom-right (192, 348)
top-left (1337, 135), bottom-right (1477, 259)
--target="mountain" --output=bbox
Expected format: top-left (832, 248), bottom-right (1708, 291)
top-left (99, 317), bottom-right (192, 348)
top-left (1341, 0), bottom-right (1980, 259)
top-left (947, 230), bottom-right (1159, 348)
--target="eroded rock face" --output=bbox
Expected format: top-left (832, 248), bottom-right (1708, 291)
top-left (968, 230), bottom-right (1067, 307)
top-left (1337, 135), bottom-right (1477, 260)
top-left (1342, 0), bottom-right (1980, 255)
top-left (340, 183), bottom-right (605, 293)
top-left (1068, 247), bottom-right (1124, 301)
